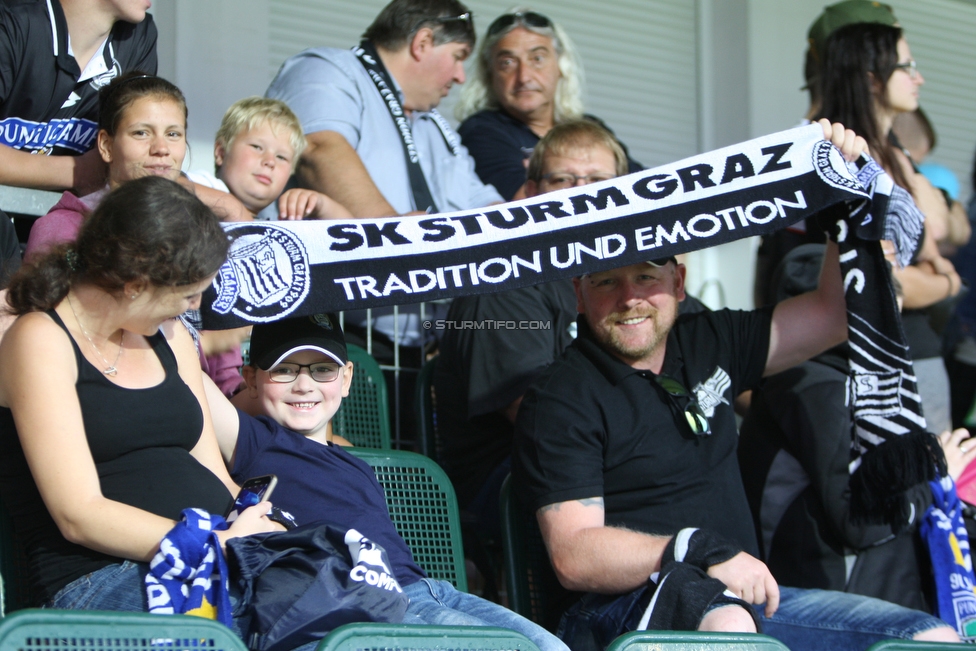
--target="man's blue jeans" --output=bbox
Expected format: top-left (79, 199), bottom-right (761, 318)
top-left (558, 586), bottom-right (949, 651)
top-left (402, 578), bottom-right (569, 651)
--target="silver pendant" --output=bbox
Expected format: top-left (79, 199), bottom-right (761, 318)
top-left (103, 367), bottom-right (118, 377)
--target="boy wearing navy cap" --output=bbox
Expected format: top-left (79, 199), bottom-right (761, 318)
top-left (205, 314), bottom-right (567, 651)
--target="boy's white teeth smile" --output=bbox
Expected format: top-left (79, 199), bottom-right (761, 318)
top-left (290, 402), bottom-right (317, 409)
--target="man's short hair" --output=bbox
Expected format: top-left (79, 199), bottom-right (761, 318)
top-left (455, 8), bottom-right (584, 123)
top-left (214, 97), bottom-right (306, 172)
top-left (363, 0), bottom-right (475, 51)
top-left (526, 119), bottom-right (628, 182)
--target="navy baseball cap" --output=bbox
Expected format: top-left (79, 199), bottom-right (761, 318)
top-left (249, 313), bottom-right (347, 370)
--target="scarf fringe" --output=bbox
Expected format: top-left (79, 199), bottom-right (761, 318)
top-left (849, 431), bottom-right (946, 525)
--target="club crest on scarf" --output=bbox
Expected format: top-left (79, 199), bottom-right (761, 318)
top-left (813, 139), bottom-right (862, 194)
top-left (212, 223), bottom-right (311, 322)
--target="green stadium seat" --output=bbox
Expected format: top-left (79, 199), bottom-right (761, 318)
top-left (317, 622), bottom-right (542, 651)
top-left (333, 344), bottom-right (391, 449)
top-left (0, 609), bottom-right (249, 651)
top-left (499, 475), bottom-right (576, 631)
top-left (348, 448), bottom-right (467, 591)
top-left (606, 630), bottom-right (790, 651)
top-left (414, 355), bottom-right (440, 461)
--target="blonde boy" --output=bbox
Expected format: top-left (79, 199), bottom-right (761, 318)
top-left (195, 97), bottom-right (351, 220)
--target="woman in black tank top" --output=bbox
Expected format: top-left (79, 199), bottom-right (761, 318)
top-left (0, 177), bottom-right (281, 617)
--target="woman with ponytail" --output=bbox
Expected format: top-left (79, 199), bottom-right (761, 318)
top-left (0, 176), bottom-right (279, 616)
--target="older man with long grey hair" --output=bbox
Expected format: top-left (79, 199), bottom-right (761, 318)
top-left (455, 8), bottom-right (640, 200)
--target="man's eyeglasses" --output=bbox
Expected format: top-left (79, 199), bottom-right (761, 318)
top-left (267, 362), bottom-right (341, 383)
top-left (893, 60), bottom-right (919, 80)
top-left (541, 172), bottom-right (614, 189)
top-left (486, 11), bottom-right (552, 38)
top-left (654, 374), bottom-right (711, 437)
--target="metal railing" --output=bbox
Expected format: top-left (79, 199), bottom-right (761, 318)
top-left (338, 300), bottom-right (449, 450)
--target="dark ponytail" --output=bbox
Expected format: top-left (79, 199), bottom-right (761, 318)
top-left (5, 243), bottom-right (77, 315)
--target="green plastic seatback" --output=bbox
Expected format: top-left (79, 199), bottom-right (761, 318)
top-left (499, 475), bottom-right (577, 631)
top-left (317, 623), bottom-right (542, 651)
top-left (0, 609), bottom-right (249, 650)
top-left (333, 344), bottom-right (391, 449)
top-left (865, 641), bottom-right (969, 651)
top-left (605, 630), bottom-right (791, 651)
top-left (347, 449), bottom-right (467, 592)
top-left (414, 355), bottom-right (440, 462)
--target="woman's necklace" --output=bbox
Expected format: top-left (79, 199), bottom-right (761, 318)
top-left (66, 294), bottom-right (124, 376)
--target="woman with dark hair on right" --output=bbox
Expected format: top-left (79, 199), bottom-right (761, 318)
top-left (815, 17), bottom-right (962, 435)
top-left (0, 177), bottom-right (281, 633)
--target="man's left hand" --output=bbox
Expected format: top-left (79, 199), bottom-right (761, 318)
top-left (707, 551), bottom-right (780, 617)
top-left (818, 119), bottom-right (869, 162)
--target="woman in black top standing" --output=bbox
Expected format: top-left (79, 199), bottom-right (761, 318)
top-left (815, 21), bottom-right (962, 434)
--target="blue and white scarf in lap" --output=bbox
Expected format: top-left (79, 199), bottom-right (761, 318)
top-left (198, 123), bottom-right (942, 525)
top-left (146, 508), bottom-right (233, 626)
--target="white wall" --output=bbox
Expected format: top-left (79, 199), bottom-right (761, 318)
top-left (153, 0), bottom-right (271, 173)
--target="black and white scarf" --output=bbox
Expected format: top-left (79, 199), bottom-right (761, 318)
top-left (838, 156), bottom-right (943, 522)
top-left (200, 124), bottom-right (939, 521)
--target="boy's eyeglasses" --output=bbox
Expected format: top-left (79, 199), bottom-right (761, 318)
top-left (654, 374), bottom-right (711, 437)
top-left (267, 362), bottom-right (341, 383)
top-left (486, 11), bottom-right (551, 37)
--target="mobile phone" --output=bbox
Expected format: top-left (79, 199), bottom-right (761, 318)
top-left (225, 474), bottom-right (277, 523)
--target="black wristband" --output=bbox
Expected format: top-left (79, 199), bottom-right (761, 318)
top-left (662, 527), bottom-right (742, 571)
top-left (638, 562), bottom-right (761, 633)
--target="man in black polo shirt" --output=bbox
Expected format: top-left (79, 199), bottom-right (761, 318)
top-left (0, 0), bottom-right (156, 194)
top-left (512, 121), bottom-right (959, 651)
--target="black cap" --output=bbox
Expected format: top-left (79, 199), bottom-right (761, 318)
top-left (249, 313), bottom-right (347, 370)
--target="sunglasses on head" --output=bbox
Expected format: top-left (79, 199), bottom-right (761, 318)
top-left (654, 374), bottom-right (711, 437)
top-left (432, 11), bottom-right (471, 25)
top-left (486, 11), bottom-right (552, 38)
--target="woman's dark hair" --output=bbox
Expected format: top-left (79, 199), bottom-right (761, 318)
top-left (815, 23), bottom-right (907, 188)
top-left (98, 72), bottom-right (188, 135)
top-left (6, 177), bottom-right (230, 315)
top-left (363, 0), bottom-right (475, 51)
